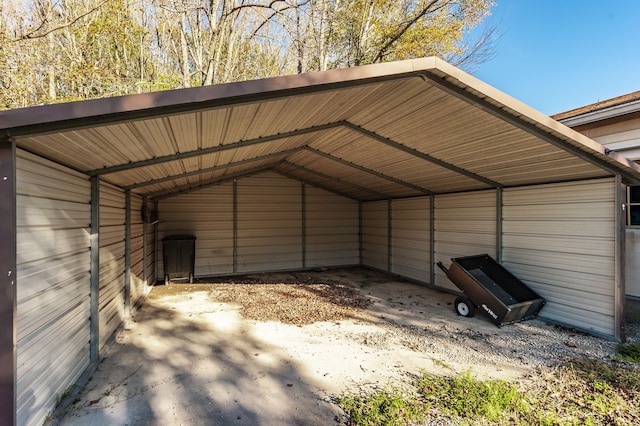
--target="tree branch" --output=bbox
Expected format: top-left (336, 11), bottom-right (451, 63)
top-left (11, 0), bottom-right (110, 42)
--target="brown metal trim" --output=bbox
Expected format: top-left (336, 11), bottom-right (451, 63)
top-left (0, 138), bottom-right (16, 426)
top-left (1, 60), bottom-right (431, 138)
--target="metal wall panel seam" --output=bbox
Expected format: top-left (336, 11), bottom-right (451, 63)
top-left (233, 179), bottom-right (238, 274)
top-left (497, 188), bottom-right (503, 263)
top-left (124, 190), bottom-right (131, 319)
top-left (615, 175), bottom-right (626, 342)
top-left (359, 202), bottom-right (363, 265)
top-left (90, 176), bottom-right (100, 363)
top-left (0, 139), bottom-right (16, 426)
top-left (430, 194), bottom-right (435, 286)
top-left (302, 183), bottom-right (306, 268)
top-left (153, 200), bottom-right (159, 285)
top-left (388, 199), bottom-right (392, 272)
top-left (143, 197), bottom-right (147, 288)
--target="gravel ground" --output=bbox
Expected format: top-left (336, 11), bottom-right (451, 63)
top-left (56, 267), bottom-right (639, 425)
top-left (195, 268), bottom-right (627, 371)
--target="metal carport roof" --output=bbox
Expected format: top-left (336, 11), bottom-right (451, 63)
top-left (2, 57), bottom-right (640, 200)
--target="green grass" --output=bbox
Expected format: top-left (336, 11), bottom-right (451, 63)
top-left (338, 357), bottom-right (640, 425)
top-left (617, 341), bottom-right (640, 362)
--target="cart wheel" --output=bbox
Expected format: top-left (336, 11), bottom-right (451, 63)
top-left (454, 297), bottom-right (475, 317)
top-left (189, 272), bottom-right (194, 284)
top-left (164, 274), bottom-right (170, 286)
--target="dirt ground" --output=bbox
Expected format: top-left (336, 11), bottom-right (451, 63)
top-left (54, 267), bottom-right (634, 425)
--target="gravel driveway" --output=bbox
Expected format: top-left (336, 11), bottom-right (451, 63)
top-left (53, 267), bottom-right (632, 425)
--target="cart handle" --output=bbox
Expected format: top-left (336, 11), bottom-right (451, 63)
top-left (436, 261), bottom-right (449, 274)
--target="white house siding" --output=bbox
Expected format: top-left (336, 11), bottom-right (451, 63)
top-left (15, 150), bottom-right (91, 426)
top-left (159, 183), bottom-right (234, 277)
top-left (502, 178), bottom-right (617, 337)
top-left (391, 197), bottom-right (431, 282)
top-left (362, 200), bottom-right (390, 271)
top-left (305, 186), bottom-right (359, 268)
top-left (130, 194), bottom-right (148, 308)
top-left (237, 173), bottom-right (302, 273)
top-left (434, 191), bottom-right (497, 291)
top-left (98, 182), bottom-right (125, 351)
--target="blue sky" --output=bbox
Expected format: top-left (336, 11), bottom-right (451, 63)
top-left (472, 1), bottom-right (640, 115)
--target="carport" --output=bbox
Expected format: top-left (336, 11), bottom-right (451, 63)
top-left (1, 57), bottom-right (640, 425)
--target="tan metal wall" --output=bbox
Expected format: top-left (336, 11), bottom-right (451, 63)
top-left (502, 178), bottom-right (617, 337)
top-left (434, 191), bottom-right (497, 291)
top-left (16, 150), bottom-right (91, 426)
top-left (391, 197), bottom-right (431, 282)
top-left (305, 186), bottom-right (359, 267)
top-left (99, 182), bottom-right (125, 350)
top-left (159, 183), bottom-right (234, 277)
top-left (237, 173), bottom-right (302, 273)
top-left (158, 173), bottom-right (359, 277)
top-left (362, 200), bottom-right (389, 271)
top-left (130, 194), bottom-right (148, 308)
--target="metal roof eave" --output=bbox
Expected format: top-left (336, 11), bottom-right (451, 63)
top-left (0, 58), bottom-right (442, 139)
top-left (3, 56), bottom-right (640, 189)
top-left (422, 61), bottom-right (640, 185)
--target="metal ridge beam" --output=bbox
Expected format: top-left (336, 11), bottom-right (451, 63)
top-left (88, 121), bottom-right (345, 176)
top-left (341, 121), bottom-right (502, 188)
top-left (124, 146), bottom-right (305, 190)
top-left (303, 147), bottom-right (434, 195)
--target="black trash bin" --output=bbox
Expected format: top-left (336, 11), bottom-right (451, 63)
top-left (162, 234), bottom-right (196, 285)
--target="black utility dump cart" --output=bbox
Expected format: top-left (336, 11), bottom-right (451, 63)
top-left (437, 254), bottom-right (545, 327)
top-left (162, 234), bottom-right (196, 285)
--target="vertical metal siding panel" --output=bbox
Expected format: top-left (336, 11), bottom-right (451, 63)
top-left (391, 197), bottom-right (431, 282)
top-left (130, 195), bottom-right (147, 310)
top-left (237, 173), bottom-right (302, 273)
top-left (305, 186), bottom-right (359, 267)
top-left (99, 182), bottom-right (125, 351)
top-left (15, 150), bottom-right (91, 426)
top-left (158, 183), bottom-right (234, 277)
top-left (362, 201), bottom-right (389, 270)
top-left (434, 191), bottom-right (497, 291)
top-left (502, 178), bottom-right (617, 337)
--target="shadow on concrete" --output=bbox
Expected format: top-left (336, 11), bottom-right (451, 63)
top-left (55, 288), bottom-right (343, 426)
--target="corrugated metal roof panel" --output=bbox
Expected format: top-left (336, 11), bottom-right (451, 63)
top-left (4, 57), bottom-right (640, 202)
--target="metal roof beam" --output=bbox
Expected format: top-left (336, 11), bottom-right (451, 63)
top-left (150, 164), bottom-right (272, 200)
top-left (303, 147), bottom-right (434, 195)
top-left (88, 121), bottom-right (345, 176)
top-left (124, 146), bottom-right (305, 190)
top-left (280, 160), bottom-right (390, 200)
top-left (342, 121), bottom-right (502, 188)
